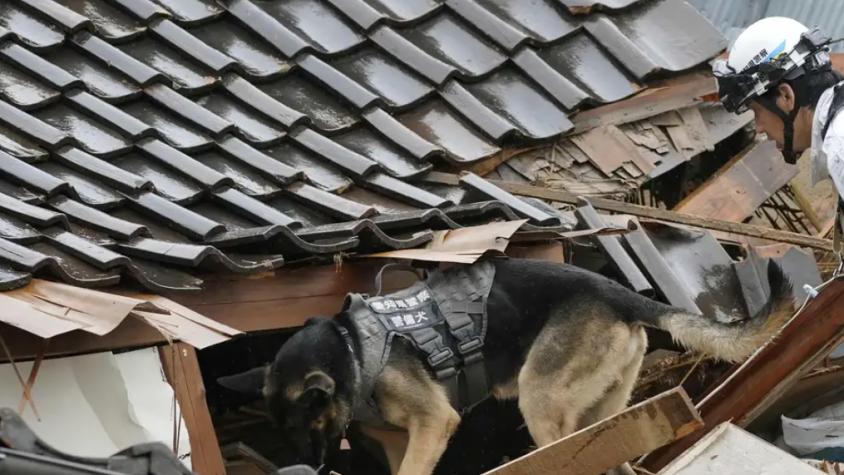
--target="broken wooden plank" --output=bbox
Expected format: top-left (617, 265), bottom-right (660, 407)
top-left (422, 173), bottom-right (835, 251)
top-left (484, 387), bottom-right (702, 475)
top-left (674, 141), bottom-right (798, 222)
top-left (570, 73), bottom-right (717, 134)
top-left (469, 145), bottom-right (543, 177)
top-left (160, 343), bottom-right (226, 475)
top-left (570, 125), bottom-right (654, 176)
top-left (658, 423), bottom-right (825, 475)
top-left (641, 279), bottom-right (844, 472)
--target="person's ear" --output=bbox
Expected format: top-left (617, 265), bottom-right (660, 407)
top-left (777, 83), bottom-right (796, 113)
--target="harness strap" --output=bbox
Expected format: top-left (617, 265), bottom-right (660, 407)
top-left (373, 263), bottom-right (422, 297)
top-left (443, 300), bottom-right (487, 408)
top-left (407, 326), bottom-right (460, 406)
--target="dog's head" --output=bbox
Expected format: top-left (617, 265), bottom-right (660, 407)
top-left (218, 320), bottom-right (352, 468)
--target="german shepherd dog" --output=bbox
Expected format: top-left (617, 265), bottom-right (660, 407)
top-left (219, 258), bottom-right (793, 475)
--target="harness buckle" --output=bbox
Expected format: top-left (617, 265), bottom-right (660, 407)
top-left (427, 348), bottom-right (454, 368)
top-left (457, 337), bottom-right (483, 354)
top-left (458, 337), bottom-right (484, 365)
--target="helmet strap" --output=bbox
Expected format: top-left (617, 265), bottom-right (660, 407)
top-left (757, 95), bottom-right (802, 164)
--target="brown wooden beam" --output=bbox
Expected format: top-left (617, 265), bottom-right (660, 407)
top-left (569, 72), bottom-right (717, 134)
top-left (0, 261), bottom-right (413, 361)
top-left (0, 244), bottom-right (569, 362)
top-left (484, 387), bottom-right (702, 475)
top-left (160, 343), bottom-right (226, 475)
top-left (640, 279), bottom-right (844, 472)
top-left (423, 173), bottom-right (833, 251)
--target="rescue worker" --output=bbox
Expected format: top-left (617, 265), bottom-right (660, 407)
top-left (714, 17), bottom-right (844, 261)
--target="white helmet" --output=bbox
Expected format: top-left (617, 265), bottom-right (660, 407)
top-left (713, 17), bottom-right (832, 162)
top-left (727, 17), bottom-right (809, 74)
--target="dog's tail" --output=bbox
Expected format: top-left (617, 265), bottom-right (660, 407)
top-left (641, 261), bottom-right (794, 363)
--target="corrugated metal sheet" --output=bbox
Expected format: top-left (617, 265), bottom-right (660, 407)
top-left (691, 0), bottom-right (844, 51)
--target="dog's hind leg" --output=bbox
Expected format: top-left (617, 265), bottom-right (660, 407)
top-left (580, 326), bottom-right (646, 427)
top-left (579, 327), bottom-right (646, 475)
top-left (517, 310), bottom-right (639, 447)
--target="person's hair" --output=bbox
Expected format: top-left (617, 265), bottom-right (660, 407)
top-left (762, 67), bottom-right (844, 109)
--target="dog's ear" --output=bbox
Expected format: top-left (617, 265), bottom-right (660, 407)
top-left (298, 371), bottom-right (335, 416)
top-left (217, 366), bottom-right (268, 398)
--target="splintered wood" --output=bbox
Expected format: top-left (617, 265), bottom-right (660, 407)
top-left (641, 280), bottom-right (844, 472)
top-left (674, 140), bottom-right (798, 222)
top-left (484, 387), bottom-right (702, 475)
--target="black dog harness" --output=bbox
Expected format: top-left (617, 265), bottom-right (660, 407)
top-left (340, 261), bottom-right (496, 425)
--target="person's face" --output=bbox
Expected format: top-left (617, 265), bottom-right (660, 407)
top-left (748, 83), bottom-right (813, 153)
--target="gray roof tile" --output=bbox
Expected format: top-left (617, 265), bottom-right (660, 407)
top-left (398, 12), bottom-right (507, 77)
top-left (328, 47), bottom-right (433, 109)
top-left (57, 0), bottom-right (146, 41)
top-left (0, 42), bottom-right (82, 91)
top-left (110, 0), bottom-right (169, 23)
top-left (215, 136), bottom-right (302, 184)
top-left (124, 101), bottom-right (213, 151)
top-left (72, 31), bottom-right (165, 85)
top-left (0, 150), bottom-right (69, 197)
top-left (560, 0), bottom-right (639, 14)
top-left (0, 2), bottom-right (64, 50)
top-left (475, 0), bottom-right (578, 43)
top-left (251, 0), bottom-right (366, 54)
top-left (0, 209), bottom-right (41, 243)
top-left (0, 0), bottom-right (726, 290)
top-left (362, 0), bottom-right (443, 23)
top-left (397, 99), bottom-right (500, 163)
top-left (188, 18), bottom-right (293, 79)
top-left (532, 33), bottom-right (642, 104)
top-left (0, 122), bottom-right (49, 160)
top-left (0, 59), bottom-right (60, 110)
top-left (333, 125), bottom-right (432, 178)
top-left (225, 0), bottom-right (311, 57)
top-left (116, 33), bottom-right (217, 91)
top-left (112, 152), bottom-right (204, 203)
top-left (196, 148), bottom-right (283, 198)
top-left (18, 0), bottom-right (90, 33)
top-left (150, 0), bottom-right (224, 24)
top-left (42, 46), bottom-right (141, 102)
top-left (262, 142), bottom-right (352, 192)
top-left (464, 69), bottom-right (573, 139)
top-left (257, 71), bottom-right (359, 132)
top-left (149, 18), bottom-right (235, 72)
top-left (196, 93), bottom-right (286, 146)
